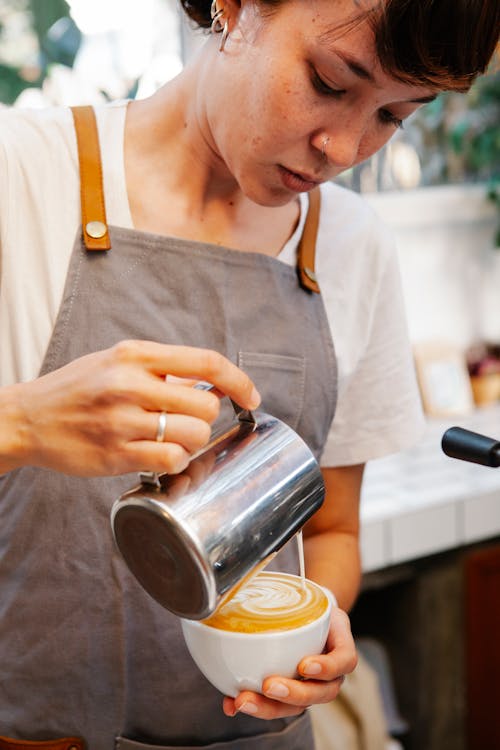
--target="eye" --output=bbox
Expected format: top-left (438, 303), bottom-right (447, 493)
top-left (311, 69), bottom-right (346, 99)
top-left (378, 108), bottom-right (404, 129)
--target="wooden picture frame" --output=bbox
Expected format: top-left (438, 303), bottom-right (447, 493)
top-left (413, 342), bottom-right (475, 417)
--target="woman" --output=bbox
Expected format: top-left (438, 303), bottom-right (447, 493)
top-left (0, 0), bottom-right (498, 748)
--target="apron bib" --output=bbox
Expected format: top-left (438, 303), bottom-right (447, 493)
top-left (0, 107), bottom-right (337, 750)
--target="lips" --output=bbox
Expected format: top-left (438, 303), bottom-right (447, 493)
top-left (279, 165), bottom-right (322, 193)
top-left (293, 168), bottom-right (321, 183)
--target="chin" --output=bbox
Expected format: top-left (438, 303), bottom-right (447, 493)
top-left (242, 180), bottom-right (298, 208)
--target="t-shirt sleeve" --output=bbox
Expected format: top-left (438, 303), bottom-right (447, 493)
top-left (320, 224), bottom-right (425, 467)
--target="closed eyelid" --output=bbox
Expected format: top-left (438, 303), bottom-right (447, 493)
top-left (378, 108), bottom-right (404, 128)
top-left (310, 66), bottom-right (346, 96)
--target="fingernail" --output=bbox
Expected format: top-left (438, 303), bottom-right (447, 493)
top-left (238, 701), bottom-right (258, 715)
top-left (302, 661), bottom-right (322, 676)
top-left (250, 386), bottom-right (261, 408)
top-left (266, 682), bottom-right (289, 699)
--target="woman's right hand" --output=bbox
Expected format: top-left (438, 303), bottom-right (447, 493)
top-left (0, 340), bottom-right (260, 477)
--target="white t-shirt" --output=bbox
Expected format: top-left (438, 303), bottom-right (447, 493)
top-left (0, 101), bottom-right (425, 467)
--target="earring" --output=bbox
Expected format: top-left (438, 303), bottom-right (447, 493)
top-left (219, 21), bottom-right (229, 52)
top-left (210, 0), bottom-right (224, 31)
top-left (210, 0), bottom-right (229, 52)
top-left (321, 136), bottom-right (330, 159)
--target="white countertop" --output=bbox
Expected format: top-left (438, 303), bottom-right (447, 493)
top-left (360, 403), bottom-right (500, 571)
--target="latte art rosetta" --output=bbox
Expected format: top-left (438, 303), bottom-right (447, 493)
top-left (203, 572), bottom-right (329, 633)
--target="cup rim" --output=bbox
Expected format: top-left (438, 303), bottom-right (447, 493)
top-left (181, 572), bottom-right (333, 639)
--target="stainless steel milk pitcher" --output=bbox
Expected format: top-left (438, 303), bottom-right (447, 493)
top-left (111, 400), bottom-right (325, 620)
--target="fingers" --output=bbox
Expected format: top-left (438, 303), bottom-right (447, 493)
top-left (222, 675), bottom-right (345, 721)
top-left (123, 441), bottom-right (192, 475)
top-left (107, 412), bottom-right (213, 475)
top-left (223, 693), bottom-right (305, 720)
top-left (109, 341), bottom-right (261, 411)
top-left (143, 381), bottom-right (222, 422)
top-left (223, 608), bottom-right (357, 721)
top-left (301, 606), bottom-right (358, 681)
top-left (143, 412), bottom-right (212, 453)
top-left (296, 608), bottom-right (355, 676)
top-left (13, 341), bottom-right (259, 477)
top-left (263, 673), bottom-right (345, 707)
top-left (124, 412), bottom-right (210, 472)
top-left (87, 364), bottom-right (222, 423)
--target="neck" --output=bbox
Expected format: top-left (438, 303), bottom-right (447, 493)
top-left (128, 49), bottom-right (246, 214)
top-left (124, 45), bottom-right (300, 255)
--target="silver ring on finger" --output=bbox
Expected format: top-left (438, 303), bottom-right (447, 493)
top-left (156, 411), bottom-right (168, 442)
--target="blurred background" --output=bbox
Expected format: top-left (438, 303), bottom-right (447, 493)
top-left (1, 3), bottom-right (499, 750)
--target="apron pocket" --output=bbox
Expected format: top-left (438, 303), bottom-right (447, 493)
top-left (238, 352), bottom-right (306, 431)
top-left (115, 711), bottom-right (314, 749)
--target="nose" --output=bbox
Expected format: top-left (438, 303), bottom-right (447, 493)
top-left (314, 125), bottom-right (365, 170)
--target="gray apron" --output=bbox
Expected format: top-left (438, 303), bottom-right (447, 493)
top-left (0, 107), bottom-right (337, 750)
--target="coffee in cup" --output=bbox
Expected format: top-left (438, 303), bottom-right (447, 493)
top-left (181, 571), bottom-right (332, 697)
top-left (202, 571), bottom-right (329, 633)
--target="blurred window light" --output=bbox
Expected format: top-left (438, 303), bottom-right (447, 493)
top-left (67, 0), bottom-right (182, 99)
top-left (68, 0), bottom-right (154, 35)
top-left (0, 0), bottom-right (183, 105)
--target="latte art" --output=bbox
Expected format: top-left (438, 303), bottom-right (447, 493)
top-left (203, 571), bottom-right (329, 633)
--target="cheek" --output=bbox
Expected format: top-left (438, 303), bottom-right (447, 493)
top-left (356, 126), bottom-right (395, 164)
top-left (249, 61), bottom-right (314, 137)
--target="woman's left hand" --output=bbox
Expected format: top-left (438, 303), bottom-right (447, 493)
top-left (222, 606), bottom-right (357, 719)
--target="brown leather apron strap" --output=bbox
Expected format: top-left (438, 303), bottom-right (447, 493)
top-left (297, 186), bottom-right (321, 293)
top-left (0, 737), bottom-right (84, 750)
top-left (71, 105), bottom-right (111, 251)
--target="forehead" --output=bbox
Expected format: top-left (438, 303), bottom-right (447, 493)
top-left (258, 0), bottom-right (378, 58)
top-left (294, 1), bottom-right (436, 101)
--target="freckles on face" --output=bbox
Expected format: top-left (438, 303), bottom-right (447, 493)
top-left (206, 6), bottom-right (319, 166)
top-left (218, 69), bottom-right (308, 175)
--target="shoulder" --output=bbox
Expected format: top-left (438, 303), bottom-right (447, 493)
top-left (0, 105), bottom-right (80, 223)
top-left (0, 105), bottom-right (81, 246)
top-left (0, 102), bottom-right (125, 182)
top-left (0, 104), bottom-right (77, 169)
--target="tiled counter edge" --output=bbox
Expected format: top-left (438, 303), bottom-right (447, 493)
top-left (360, 404), bottom-right (500, 572)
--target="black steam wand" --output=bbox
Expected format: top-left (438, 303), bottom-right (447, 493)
top-left (442, 427), bottom-right (500, 468)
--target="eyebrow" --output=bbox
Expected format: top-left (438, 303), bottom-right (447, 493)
top-left (330, 48), bottom-right (376, 83)
top-left (321, 46), bottom-right (438, 104)
top-left (408, 94), bottom-right (437, 104)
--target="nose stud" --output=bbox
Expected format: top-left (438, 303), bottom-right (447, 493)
top-left (321, 136), bottom-right (330, 159)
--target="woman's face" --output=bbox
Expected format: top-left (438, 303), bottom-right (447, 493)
top-left (203, 0), bottom-right (436, 205)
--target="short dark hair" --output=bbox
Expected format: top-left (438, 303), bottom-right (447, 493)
top-left (179, 0), bottom-right (500, 92)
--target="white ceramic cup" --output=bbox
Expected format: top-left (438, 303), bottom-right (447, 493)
top-left (181, 571), bottom-right (333, 697)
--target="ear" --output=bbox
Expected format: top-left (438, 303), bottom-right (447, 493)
top-left (221, 0), bottom-right (246, 29)
top-left (222, 0), bottom-right (243, 12)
